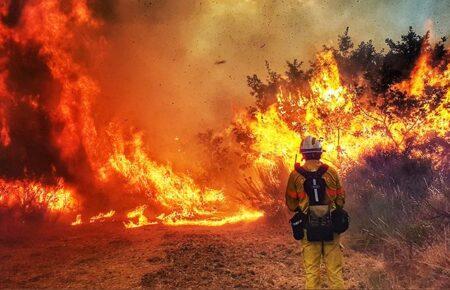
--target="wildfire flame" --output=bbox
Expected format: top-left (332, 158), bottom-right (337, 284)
top-left (104, 130), bottom-right (263, 227)
top-left (0, 0), bottom-right (262, 227)
top-left (239, 49), bottom-right (449, 170)
top-left (394, 51), bottom-right (448, 97)
top-left (71, 214), bottom-right (82, 226)
top-left (393, 50), bottom-right (450, 133)
top-left (89, 210), bottom-right (115, 223)
top-left (0, 178), bottom-right (75, 212)
top-left (123, 205), bottom-right (157, 229)
top-left (310, 50), bottom-right (352, 112)
top-left (70, 210), bottom-right (116, 226)
top-left (0, 0), bottom-right (448, 229)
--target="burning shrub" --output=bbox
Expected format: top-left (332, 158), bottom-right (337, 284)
top-left (241, 27), bottom-right (448, 168)
top-left (0, 178), bottom-right (76, 235)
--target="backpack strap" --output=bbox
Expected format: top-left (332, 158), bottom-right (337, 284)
top-left (295, 163), bottom-right (329, 178)
top-left (315, 164), bottom-right (329, 177)
top-left (294, 163), bottom-right (311, 178)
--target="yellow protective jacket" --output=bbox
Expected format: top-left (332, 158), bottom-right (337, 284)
top-left (285, 160), bottom-right (344, 213)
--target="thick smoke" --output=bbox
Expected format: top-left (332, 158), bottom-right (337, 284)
top-left (90, 0), bottom-right (450, 170)
top-left (0, 11), bottom-right (66, 180)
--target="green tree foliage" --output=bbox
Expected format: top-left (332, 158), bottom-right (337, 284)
top-left (338, 27), bottom-right (354, 56)
top-left (379, 27), bottom-right (426, 91)
top-left (247, 61), bottom-right (282, 111)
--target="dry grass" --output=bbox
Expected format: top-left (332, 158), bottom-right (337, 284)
top-left (235, 147), bottom-right (450, 288)
top-left (0, 182), bottom-right (60, 238)
top-left (235, 159), bottom-right (290, 222)
top-left (345, 148), bottom-right (450, 288)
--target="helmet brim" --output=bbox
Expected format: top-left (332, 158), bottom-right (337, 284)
top-left (300, 148), bottom-right (324, 153)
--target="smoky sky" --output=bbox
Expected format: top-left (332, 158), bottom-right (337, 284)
top-left (93, 0), bottom-right (449, 163)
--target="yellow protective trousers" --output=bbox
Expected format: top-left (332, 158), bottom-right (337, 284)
top-left (301, 236), bottom-right (344, 289)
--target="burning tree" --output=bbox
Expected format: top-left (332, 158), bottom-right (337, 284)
top-left (236, 27), bottom-right (449, 171)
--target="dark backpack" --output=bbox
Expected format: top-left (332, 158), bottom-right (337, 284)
top-left (295, 164), bottom-right (329, 206)
top-left (295, 164), bottom-right (328, 206)
top-left (295, 164), bottom-right (334, 242)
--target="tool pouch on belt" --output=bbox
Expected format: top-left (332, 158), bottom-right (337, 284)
top-left (331, 207), bottom-right (349, 234)
top-left (290, 211), bottom-right (306, 240)
top-left (307, 205), bottom-right (334, 242)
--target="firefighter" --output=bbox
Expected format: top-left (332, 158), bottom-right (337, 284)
top-left (286, 136), bottom-right (345, 289)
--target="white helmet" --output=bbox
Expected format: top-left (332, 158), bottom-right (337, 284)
top-left (300, 135), bottom-right (323, 153)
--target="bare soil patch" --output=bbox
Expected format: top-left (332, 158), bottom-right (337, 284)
top-left (0, 222), bottom-right (382, 288)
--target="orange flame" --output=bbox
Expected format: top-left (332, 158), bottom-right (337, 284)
top-left (239, 49), bottom-right (448, 171)
top-left (71, 214), bottom-right (82, 226)
top-left (123, 205), bottom-right (157, 229)
top-left (393, 50), bottom-right (449, 134)
top-left (103, 129), bottom-right (263, 227)
top-left (89, 210), bottom-right (115, 223)
top-left (394, 51), bottom-right (448, 97)
top-left (158, 208), bottom-right (264, 227)
top-left (0, 178), bottom-right (76, 212)
top-left (0, 0), bottom-right (263, 226)
top-left (310, 50), bottom-right (353, 112)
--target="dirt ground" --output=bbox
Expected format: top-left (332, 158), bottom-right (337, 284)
top-left (0, 221), bottom-right (385, 288)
